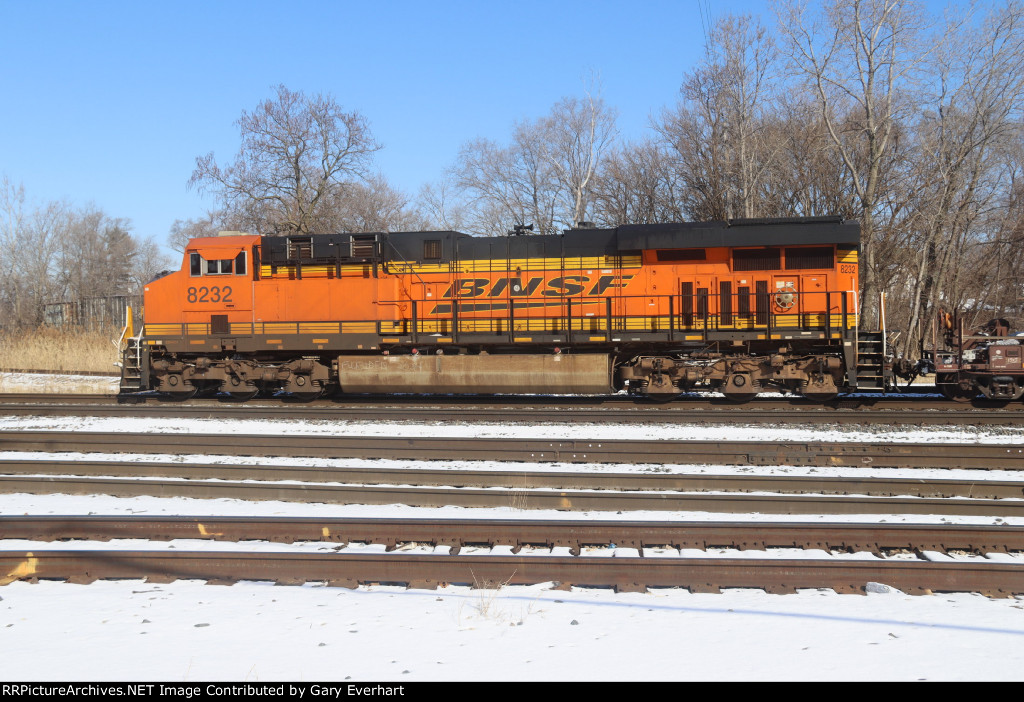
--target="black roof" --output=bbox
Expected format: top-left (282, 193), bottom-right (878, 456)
top-left (261, 217), bottom-right (861, 265)
top-left (615, 217), bottom-right (860, 250)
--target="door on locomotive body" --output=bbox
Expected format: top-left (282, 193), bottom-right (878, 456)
top-left (410, 279), bottom-right (447, 336)
top-left (182, 244), bottom-right (254, 338)
top-left (785, 244), bottom-right (838, 331)
top-left (679, 276), bottom-right (715, 332)
top-left (728, 276), bottom-right (757, 331)
top-left (799, 275), bottom-right (828, 331)
top-left (770, 274), bottom-right (801, 330)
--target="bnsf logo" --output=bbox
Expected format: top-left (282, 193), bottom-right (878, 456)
top-left (429, 274), bottom-right (635, 315)
top-left (443, 275), bottom-right (634, 299)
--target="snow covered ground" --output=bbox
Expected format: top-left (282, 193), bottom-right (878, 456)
top-left (1, 384), bottom-right (1024, 681)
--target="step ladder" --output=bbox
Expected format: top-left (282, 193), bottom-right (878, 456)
top-left (119, 335), bottom-right (144, 393)
top-left (855, 331), bottom-right (888, 390)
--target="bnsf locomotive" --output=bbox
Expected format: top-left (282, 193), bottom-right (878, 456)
top-left (120, 216), bottom-right (885, 402)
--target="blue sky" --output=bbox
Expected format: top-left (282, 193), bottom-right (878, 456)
top-left (0, 0), bottom-right (769, 247)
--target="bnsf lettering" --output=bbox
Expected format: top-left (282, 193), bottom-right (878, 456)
top-left (542, 275), bottom-right (588, 296)
top-left (588, 275), bottom-right (634, 296)
top-left (488, 277), bottom-right (544, 297)
top-left (442, 275), bottom-right (634, 299)
top-left (443, 279), bottom-right (489, 298)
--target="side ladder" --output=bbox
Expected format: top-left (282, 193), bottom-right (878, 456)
top-left (855, 331), bottom-right (888, 390)
top-left (119, 336), bottom-right (144, 393)
top-left (116, 306), bottom-right (145, 394)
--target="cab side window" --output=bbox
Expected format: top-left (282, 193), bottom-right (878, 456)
top-left (189, 251), bottom-right (247, 276)
top-left (206, 258), bottom-right (233, 275)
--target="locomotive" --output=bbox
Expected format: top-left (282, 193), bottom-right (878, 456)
top-left (120, 216), bottom-right (888, 402)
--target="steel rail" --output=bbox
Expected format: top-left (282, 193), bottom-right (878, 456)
top-left (2, 475), bottom-right (1023, 516)
top-left (4, 516), bottom-right (1024, 555)
top-left (2, 458), bottom-right (1023, 497)
top-left (2, 549), bottom-right (1021, 595)
top-left (1, 394), bottom-right (1023, 425)
top-left (1, 431), bottom-right (1022, 469)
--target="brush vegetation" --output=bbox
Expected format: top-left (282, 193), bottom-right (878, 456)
top-left (0, 327), bottom-right (121, 374)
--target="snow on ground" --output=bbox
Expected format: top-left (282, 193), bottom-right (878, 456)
top-left (2, 399), bottom-right (1024, 680)
top-left (0, 372), bottom-right (118, 394)
top-left (5, 579), bottom-right (1024, 681)
top-left (0, 413), bottom-right (1022, 445)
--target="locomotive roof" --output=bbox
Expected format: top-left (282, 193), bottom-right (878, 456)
top-left (382, 217), bottom-right (859, 262)
top-left (254, 217), bottom-right (860, 265)
top-left (615, 217), bottom-right (860, 250)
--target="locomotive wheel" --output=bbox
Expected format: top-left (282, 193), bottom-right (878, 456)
top-left (164, 388), bottom-right (197, 402)
top-left (644, 374), bottom-right (680, 402)
top-left (799, 377), bottom-right (838, 403)
top-left (644, 390), bottom-right (682, 404)
top-left (937, 373), bottom-right (975, 403)
top-left (721, 374), bottom-right (758, 403)
top-left (225, 389), bottom-right (259, 402)
top-left (800, 391), bottom-right (838, 403)
top-left (287, 388), bottom-right (324, 403)
top-left (722, 389), bottom-right (758, 403)
top-left (191, 382), bottom-right (219, 398)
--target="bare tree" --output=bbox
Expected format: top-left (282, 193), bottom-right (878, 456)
top-left (325, 173), bottom-right (431, 233)
top-left (591, 139), bottom-right (686, 225)
top-left (189, 85), bottom-right (382, 236)
top-left (898, 1), bottom-right (1024, 353)
top-left (542, 89), bottom-right (619, 226)
top-left (417, 173), bottom-right (469, 231)
top-left (0, 179), bottom-right (168, 329)
top-left (167, 210), bottom-right (226, 252)
top-left (777, 0), bottom-right (936, 327)
top-left (453, 127), bottom-right (562, 236)
top-left (449, 88), bottom-right (619, 236)
top-left (657, 14), bottom-right (778, 221)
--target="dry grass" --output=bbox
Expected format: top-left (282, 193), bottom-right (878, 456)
top-left (0, 326), bottom-right (122, 374)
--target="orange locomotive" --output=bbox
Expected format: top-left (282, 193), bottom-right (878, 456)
top-left (121, 216), bottom-right (874, 402)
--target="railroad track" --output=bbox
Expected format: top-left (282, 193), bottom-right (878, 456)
top-left (5, 516), bottom-right (1023, 554)
top-left (3, 549), bottom-right (1021, 596)
top-left (2, 458), bottom-right (1023, 495)
top-left (6, 516), bottom-right (1023, 595)
top-left (1, 431), bottom-right (1022, 468)
top-left (0, 393), bottom-right (1022, 424)
top-left (4, 475), bottom-right (1022, 515)
top-left (3, 425), bottom-right (1022, 596)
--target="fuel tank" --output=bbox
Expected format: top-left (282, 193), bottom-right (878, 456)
top-left (335, 353), bottom-right (613, 394)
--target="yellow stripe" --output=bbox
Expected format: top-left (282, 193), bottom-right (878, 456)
top-left (299, 323), bottom-right (340, 333)
top-left (145, 324), bottom-right (181, 335)
top-left (263, 323), bottom-right (298, 334)
top-left (342, 322), bottom-right (377, 333)
top-left (263, 255), bottom-right (644, 279)
top-left (837, 248), bottom-right (858, 264)
top-left (144, 311), bottom-right (860, 343)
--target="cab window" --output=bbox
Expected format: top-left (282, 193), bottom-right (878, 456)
top-left (189, 251), bottom-right (247, 276)
top-left (206, 258), bottom-right (233, 275)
